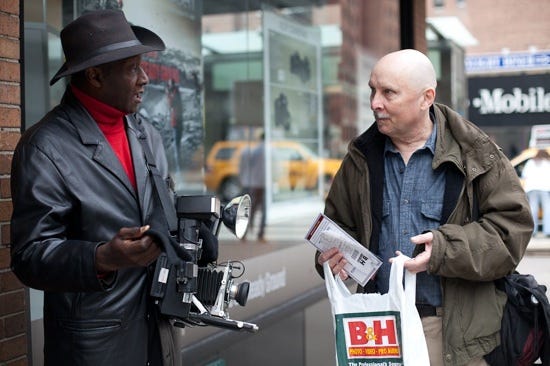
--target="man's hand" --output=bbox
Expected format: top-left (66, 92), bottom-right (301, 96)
top-left (318, 247), bottom-right (349, 280)
top-left (390, 232), bottom-right (433, 274)
top-left (96, 225), bottom-right (161, 273)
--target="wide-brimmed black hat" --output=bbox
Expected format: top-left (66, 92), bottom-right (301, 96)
top-left (50, 9), bottom-right (165, 85)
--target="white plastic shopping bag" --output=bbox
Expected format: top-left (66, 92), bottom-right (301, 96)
top-left (324, 254), bottom-right (430, 366)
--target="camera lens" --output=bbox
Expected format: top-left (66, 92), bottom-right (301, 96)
top-left (229, 281), bottom-right (250, 307)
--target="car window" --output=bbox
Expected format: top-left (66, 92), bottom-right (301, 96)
top-left (275, 147), bottom-right (303, 161)
top-left (215, 147), bottom-right (237, 160)
top-left (297, 144), bottom-right (317, 159)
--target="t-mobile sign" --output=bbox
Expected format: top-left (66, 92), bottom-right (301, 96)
top-left (468, 73), bottom-right (550, 126)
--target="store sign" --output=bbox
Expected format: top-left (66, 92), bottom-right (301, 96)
top-left (468, 73), bottom-right (550, 126)
top-left (472, 87), bottom-right (550, 114)
top-left (466, 51), bottom-right (550, 73)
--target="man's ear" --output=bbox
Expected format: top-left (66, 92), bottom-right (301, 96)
top-left (421, 87), bottom-right (436, 110)
top-left (84, 67), bottom-right (102, 88)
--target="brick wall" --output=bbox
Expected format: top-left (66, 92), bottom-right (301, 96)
top-left (0, 0), bottom-right (28, 365)
top-left (426, 0), bottom-right (550, 54)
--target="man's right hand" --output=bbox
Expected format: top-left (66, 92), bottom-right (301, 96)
top-left (318, 247), bottom-right (349, 280)
top-left (95, 225), bottom-right (161, 273)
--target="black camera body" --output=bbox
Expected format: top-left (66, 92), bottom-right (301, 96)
top-left (150, 194), bottom-right (258, 332)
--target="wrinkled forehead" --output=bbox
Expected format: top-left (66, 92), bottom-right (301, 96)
top-left (370, 53), bottom-right (435, 91)
top-left (369, 60), bottom-right (407, 89)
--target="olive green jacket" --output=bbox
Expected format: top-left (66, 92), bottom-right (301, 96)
top-left (317, 103), bottom-right (533, 366)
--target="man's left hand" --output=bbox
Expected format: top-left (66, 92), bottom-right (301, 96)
top-left (390, 232), bottom-right (433, 274)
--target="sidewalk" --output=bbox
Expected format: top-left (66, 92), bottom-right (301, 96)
top-left (526, 233), bottom-right (550, 254)
top-left (218, 196), bottom-right (550, 258)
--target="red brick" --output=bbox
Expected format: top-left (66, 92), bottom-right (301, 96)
top-left (0, 154), bottom-right (13, 175)
top-left (0, 38), bottom-right (20, 60)
top-left (0, 83), bottom-right (20, 105)
top-left (0, 200), bottom-right (13, 222)
top-left (0, 291), bottom-right (25, 316)
top-left (0, 13), bottom-right (19, 38)
top-left (0, 131), bottom-right (20, 151)
top-left (1, 224), bottom-right (11, 246)
top-left (0, 106), bottom-right (21, 128)
top-left (4, 312), bottom-right (26, 337)
top-left (0, 334), bottom-right (27, 361)
top-left (0, 0), bottom-right (19, 15)
top-left (0, 271), bottom-right (21, 292)
top-left (0, 13), bottom-right (20, 38)
top-left (0, 60), bottom-right (20, 83)
top-left (426, 0), bottom-right (550, 54)
top-left (0, 177), bottom-right (10, 198)
top-left (0, 247), bottom-right (9, 269)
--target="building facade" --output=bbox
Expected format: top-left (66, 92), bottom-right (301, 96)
top-left (427, 0), bottom-right (550, 158)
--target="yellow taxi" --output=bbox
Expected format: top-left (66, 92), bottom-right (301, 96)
top-left (204, 140), bottom-right (342, 201)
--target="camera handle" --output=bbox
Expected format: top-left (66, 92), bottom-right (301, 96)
top-left (185, 312), bottom-right (259, 332)
top-left (180, 295), bottom-right (258, 332)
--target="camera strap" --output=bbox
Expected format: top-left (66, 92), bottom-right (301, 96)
top-left (133, 117), bottom-right (178, 233)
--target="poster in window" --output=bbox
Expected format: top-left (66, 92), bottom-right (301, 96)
top-left (263, 10), bottom-right (323, 204)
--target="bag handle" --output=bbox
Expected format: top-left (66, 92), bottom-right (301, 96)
top-left (324, 255), bottom-right (415, 304)
top-left (323, 262), bottom-right (352, 301)
top-left (389, 254), bottom-right (417, 304)
top-left (404, 268), bottom-right (417, 304)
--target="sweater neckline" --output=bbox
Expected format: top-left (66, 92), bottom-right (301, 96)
top-left (71, 85), bottom-right (125, 133)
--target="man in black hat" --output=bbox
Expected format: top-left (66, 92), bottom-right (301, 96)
top-left (10, 9), bottom-right (177, 366)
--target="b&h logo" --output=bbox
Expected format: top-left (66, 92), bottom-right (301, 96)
top-left (335, 311), bottom-right (403, 366)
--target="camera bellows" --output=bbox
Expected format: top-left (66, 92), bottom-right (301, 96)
top-left (197, 268), bottom-right (224, 305)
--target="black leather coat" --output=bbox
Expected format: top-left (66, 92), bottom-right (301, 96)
top-left (10, 88), bottom-right (171, 365)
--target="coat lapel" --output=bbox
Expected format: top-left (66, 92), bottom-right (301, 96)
top-left (127, 118), bottom-right (153, 222)
top-left (91, 140), bottom-right (137, 198)
top-left (63, 89), bottom-right (138, 200)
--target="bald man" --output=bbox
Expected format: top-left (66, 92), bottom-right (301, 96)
top-left (315, 49), bottom-right (533, 366)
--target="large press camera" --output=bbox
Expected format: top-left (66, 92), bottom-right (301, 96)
top-left (150, 194), bottom-right (259, 332)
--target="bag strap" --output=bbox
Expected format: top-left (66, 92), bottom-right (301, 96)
top-left (388, 255), bottom-right (418, 306)
top-left (323, 262), bottom-right (352, 301)
top-left (131, 115), bottom-right (178, 233)
top-left (404, 268), bottom-right (417, 304)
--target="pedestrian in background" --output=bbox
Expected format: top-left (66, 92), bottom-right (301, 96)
top-left (315, 49), bottom-right (533, 366)
top-left (238, 143), bottom-right (252, 240)
top-left (249, 132), bottom-right (267, 242)
top-left (522, 148), bottom-right (550, 237)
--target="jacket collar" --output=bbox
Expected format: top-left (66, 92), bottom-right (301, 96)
top-left (59, 87), bottom-right (138, 198)
top-left (432, 103), bottom-right (500, 181)
top-left (60, 87), bottom-right (143, 143)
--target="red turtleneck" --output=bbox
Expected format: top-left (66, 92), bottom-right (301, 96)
top-left (72, 85), bottom-right (137, 190)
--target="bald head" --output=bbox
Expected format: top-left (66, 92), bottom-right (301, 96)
top-left (368, 49), bottom-right (438, 146)
top-left (374, 49), bottom-right (437, 93)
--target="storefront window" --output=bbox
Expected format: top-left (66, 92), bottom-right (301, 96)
top-left (25, 1), bottom-right (373, 211)
top-left (201, 5), bottom-right (351, 227)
